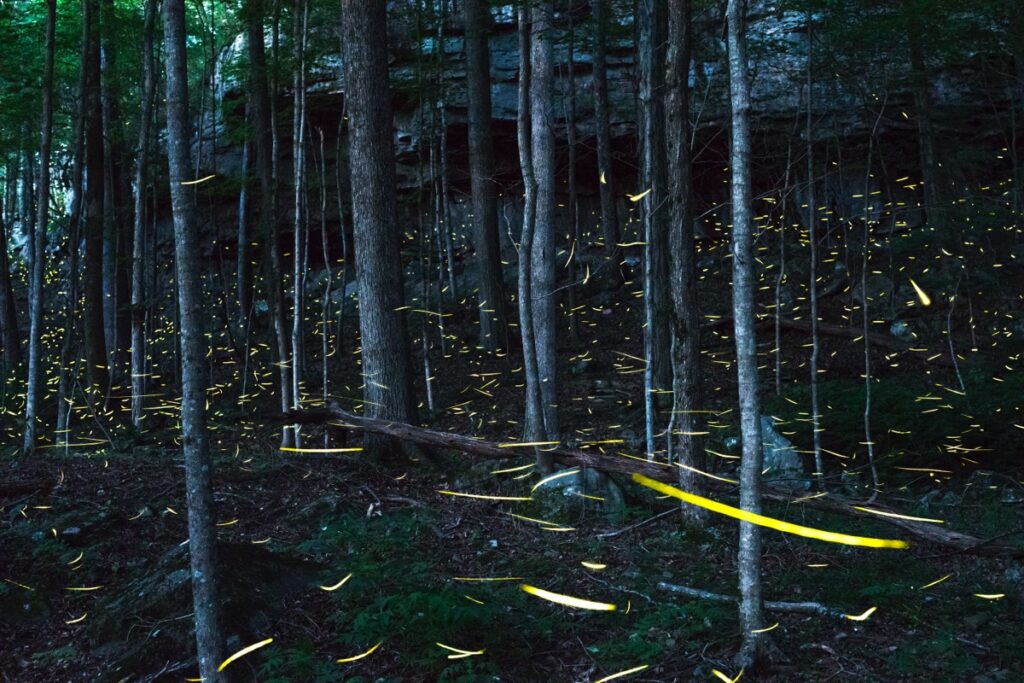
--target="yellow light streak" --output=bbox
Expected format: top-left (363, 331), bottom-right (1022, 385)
top-left (218, 637), bottom-right (273, 671)
top-left (844, 606), bottom-right (877, 621)
top-left (974, 593), bottom-right (1005, 600)
top-left (520, 584), bottom-right (617, 611)
top-left (631, 474), bottom-right (909, 549)
top-left (628, 189), bottom-right (652, 202)
top-left (320, 573), bottom-right (353, 591)
top-left (64, 613), bottom-right (88, 624)
top-left (712, 669), bottom-right (743, 683)
top-left (280, 446), bottom-right (364, 453)
top-left (497, 441), bottom-right (560, 449)
top-left (594, 664), bottom-right (649, 683)
top-left (336, 641), bottom-right (382, 663)
top-left (909, 278), bottom-right (932, 306)
top-left (751, 622), bottom-right (779, 633)
top-left (180, 174), bottom-right (217, 186)
top-left (581, 561), bottom-right (607, 570)
top-left (917, 574), bottom-right (951, 590)
top-left (437, 490), bottom-right (532, 501)
top-left (531, 469), bottom-right (580, 491)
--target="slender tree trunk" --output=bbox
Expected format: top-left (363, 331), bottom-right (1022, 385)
top-left (464, 0), bottom-right (508, 352)
top-left (593, 0), bottom-right (622, 287)
top-left (237, 101), bottom-right (252, 323)
top-left (806, 15), bottom-right (825, 488)
top-left (664, 0), bottom-right (707, 521)
top-left (291, 0), bottom-right (309, 446)
top-left (130, 0), bottom-right (158, 429)
top-left (564, 9), bottom-right (580, 344)
top-left (516, 2), bottom-right (547, 468)
top-left (530, 0), bottom-right (558, 444)
top-left (726, 0), bottom-right (766, 668)
top-left (83, 0), bottom-right (109, 396)
top-left (0, 191), bottom-right (20, 371)
top-left (162, 0), bottom-right (226, 677)
top-left (341, 0), bottom-right (418, 457)
top-left (23, 0), bottom-right (56, 455)
top-left (907, 16), bottom-right (943, 228)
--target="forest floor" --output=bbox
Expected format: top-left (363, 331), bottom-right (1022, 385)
top-left (3, 243), bottom-right (1024, 681)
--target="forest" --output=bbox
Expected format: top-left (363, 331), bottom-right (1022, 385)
top-left (1, 0), bottom-right (1023, 680)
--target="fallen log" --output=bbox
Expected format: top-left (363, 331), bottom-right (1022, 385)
top-left (281, 407), bottom-right (1023, 557)
top-left (658, 581), bottom-right (846, 619)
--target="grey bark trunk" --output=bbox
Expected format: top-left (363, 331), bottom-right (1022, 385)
top-left (162, 0), bottom-right (227, 677)
top-left (529, 0), bottom-right (559, 444)
top-left (726, 0), bottom-right (766, 668)
top-left (0, 191), bottom-right (20, 370)
top-left (23, 0), bottom-right (56, 455)
top-left (464, 0), bottom-right (508, 352)
top-left (341, 0), bottom-right (418, 457)
top-left (806, 16), bottom-right (825, 488)
top-left (665, 0), bottom-right (707, 522)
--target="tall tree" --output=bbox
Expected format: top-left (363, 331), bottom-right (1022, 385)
top-left (0, 188), bottom-right (19, 370)
top-left (341, 0), bottom-right (418, 456)
top-left (83, 0), bottom-right (109, 396)
top-left (130, 0), bottom-right (158, 429)
top-left (726, 0), bottom-right (766, 668)
top-left (291, 0), bottom-right (309, 445)
top-left (23, 0), bottom-right (56, 455)
top-left (162, 0), bottom-right (226, 677)
top-left (664, 0), bottom-right (707, 522)
top-left (592, 0), bottom-right (622, 287)
top-left (464, 0), bottom-right (508, 352)
top-left (529, 0), bottom-right (558, 444)
top-left (638, 0), bottom-right (672, 459)
top-left (806, 13), bottom-right (825, 488)
top-left (516, 0), bottom-right (547, 469)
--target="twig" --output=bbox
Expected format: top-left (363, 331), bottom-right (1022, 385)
top-left (596, 507), bottom-right (679, 539)
top-left (658, 581), bottom-right (847, 618)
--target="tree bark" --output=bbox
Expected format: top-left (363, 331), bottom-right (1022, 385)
top-left (291, 0), bottom-right (309, 446)
top-left (665, 0), bottom-right (707, 523)
top-left (529, 0), bottom-right (558, 443)
top-left (0, 190), bottom-right (20, 370)
top-left (464, 0), bottom-right (508, 352)
top-left (341, 0), bottom-right (418, 457)
top-left (130, 0), bottom-right (158, 429)
top-left (806, 14), bottom-right (825, 488)
top-left (162, 0), bottom-right (227, 677)
top-left (23, 0), bottom-right (56, 455)
top-left (726, 0), bottom-right (766, 668)
top-left (592, 0), bottom-right (623, 287)
top-left (83, 0), bottom-right (109, 396)
top-left (516, 2), bottom-right (547, 469)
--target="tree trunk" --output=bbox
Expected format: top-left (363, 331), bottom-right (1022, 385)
top-left (806, 15), bottom-right (825, 488)
top-left (592, 0), bottom-right (623, 287)
top-left (665, 0), bottom-right (707, 523)
top-left (726, 0), bottom-right (766, 668)
top-left (907, 16), bottom-right (944, 229)
top-left (83, 0), bottom-right (109, 396)
top-left (162, 0), bottom-right (226, 677)
top-left (516, 2), bottom-right (547, 469)
top-left (237, 101), bottom-right (252, 323)
top-left (130, 0), bottom-right (158, 429)
top-left (564, 9), bottom-right (580, 344)
top-left (0, 190), bottom-right (20, 371)
top-left (529, 0), bottom-right (558, 443)
top-left (464, 0), bottom-right (508, 352)
top-left (291, 0), bottom-right (309, 446)
top-left (23, 0), bottom-right (56, 455)
top-left (341, 0), bottom-right (418, 457)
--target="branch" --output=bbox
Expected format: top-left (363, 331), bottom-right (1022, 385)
top-left (280, 407), bottom-right (1023, 557)
top-left (658, 581), bottom-right (847, 619)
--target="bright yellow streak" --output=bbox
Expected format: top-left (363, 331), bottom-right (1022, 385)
top-left (845, 606), bottom-right (877, 621)
top-left (218, 637), bottom-right (273, 671)
top-left (320, 573), bottom-right (353, 591)
top-left (507, 512), bottom-right (560, 527)
top-left (67, 552), bottom-right (84, 565)
top-left (280, 446), bottom-right (364, 453)
top-left (581, 561), bottom-right (607, 570)
top-left (628, 188), bottom-right (652, 202)
top-left (751, 622), bottom-right (779, 633)
top-left (437, 490), bottom-right (532, 502)
top-left (453, 576), bottom-right (523, 582)
top-left (491, 463), bottom-right (535, 474)
top-left (909, 278), bottom-right (932, 306)
top-left (498, 441), bottom-right (560, 448)
top-left (917, 574), bottom-right (951, 590)
top-left (852, 506), bottom-right (944, 524)
top-left (180, 173), bottom-right (217, 186)
top-left (677, 462), bottom-right (737, 484)
top-left (64, 613), bottom-right (88, 624)
top-left (599, 171), bottom-right (607, 185)
top-left (521, 584), bottom-right (617, 611)
top-left (336, 641), bottom-right (382, 663)
top-left (594, 664), bottom-right (649, 683)
top-left (712, 669), bottom-right (743, 683)
top-left (975, 593), bottom-right (1005, 600)
top-left (531, 469), bottom-right (580, 491)
top-left (436, 642), bottom-right (484, 658)
top-left (64, 585), bottom-right (103, 591)
top-left (631, 474), bottom-right (909, 549)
